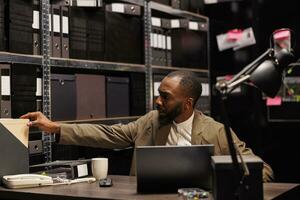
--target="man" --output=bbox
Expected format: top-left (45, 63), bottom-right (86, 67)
top-left (21, 70), bottom-right (274, 182)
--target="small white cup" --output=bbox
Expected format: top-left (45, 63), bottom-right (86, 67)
top-left (91, 158), bottom-right (108, 180)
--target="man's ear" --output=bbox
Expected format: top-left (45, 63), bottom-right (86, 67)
top-left (186, 97), bottom-right (194, 109)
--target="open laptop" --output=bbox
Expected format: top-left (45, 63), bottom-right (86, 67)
top-left (135, 144), bottom-right (214, 193)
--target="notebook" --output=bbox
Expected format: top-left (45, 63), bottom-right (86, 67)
top-left (135, 144), bottom-right (214, 193)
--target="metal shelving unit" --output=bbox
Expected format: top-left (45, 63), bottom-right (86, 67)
top-left (0, 0), bottom-right (210, 162)
top-left (40, 0), bottom-right (52, 163)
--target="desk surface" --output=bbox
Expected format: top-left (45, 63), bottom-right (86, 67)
top-left (0, 175), bottom-right (299, 200)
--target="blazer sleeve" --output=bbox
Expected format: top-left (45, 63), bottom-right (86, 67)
top-left (58, 112), bottom-right (154, 149)
top-left (216, 126), bottom-right (275, 183)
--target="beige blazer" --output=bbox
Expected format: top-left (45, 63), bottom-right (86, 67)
top-left (59, 110), bottom-right (274, 182)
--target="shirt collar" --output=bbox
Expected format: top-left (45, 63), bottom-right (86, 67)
top-left (173, 111), bottom-right (195, 130)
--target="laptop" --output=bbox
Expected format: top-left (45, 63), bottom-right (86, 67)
top-left (135, 145), bottom-right (214, 193)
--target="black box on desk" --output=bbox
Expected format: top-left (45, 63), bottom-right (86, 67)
top-left (30, 160), bottom-right (91, 180)
top-left (211, 155), bottom-right (263, 200)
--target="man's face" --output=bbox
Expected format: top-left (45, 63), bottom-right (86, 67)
top-left (156, 76), bottom-right (187, 123)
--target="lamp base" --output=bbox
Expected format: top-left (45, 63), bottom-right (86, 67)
top-left (211, 155), bottom-right (263, 200)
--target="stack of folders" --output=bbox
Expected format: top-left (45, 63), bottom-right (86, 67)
top-left (30, 160), bottom-right (91, 180)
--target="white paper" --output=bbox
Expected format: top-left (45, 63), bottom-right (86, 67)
top-left (217, 27), bottom-right (256, 51)
top-left (233, 27), bottom-right (256, 50)
top-left (171, 20), bottom-right (180, 28)
top-left (53, 14), bottom-right (60, 33)
top-left (153, 33), bottom-right (158, 48)
top-left (189, 21), bottom-right (199, 31)
top-left (150, 33), bottom-right (154, 47)
top-left (151, 17), bottom-right (161, 27)
top-left (49, 15), bottom-right (52, 32)
top-left (204, 0), bottom-right (218, 4)
top-left (1, 76), bottom-right (10, 96)
top-left (216, 32), bottom-right (237, 51)
top-left (158, 34), bottom-right (163, 49)
top-left (162, 35), bottom-right (166, 49)
top-left (154, 82), bottom-right (161, 96)
top-left (201, 83), bottom-right (209, 96)
top-left (167, 36), bottom-right (172, 50)
top-left (36, 78), bottom-right (42, 96)
top-left (111, 3), bottom-right (125, 13)
top-left (32, 10), bottom-right (40, 29)
top-left (62, 16), bottom-right (69, 34)
top-left (76, 0), bottom-right (97, 7)
top-left (77, 164), bottom-right (88, 177)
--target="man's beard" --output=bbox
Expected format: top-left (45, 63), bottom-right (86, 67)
top-left (157, 102), bottom-right (183, 125)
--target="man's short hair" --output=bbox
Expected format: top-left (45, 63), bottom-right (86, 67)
top-left (166, 71), bottom-right (202, 106)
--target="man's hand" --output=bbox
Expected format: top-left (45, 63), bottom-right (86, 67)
top-left (20, 111), bottom-right (61, 134)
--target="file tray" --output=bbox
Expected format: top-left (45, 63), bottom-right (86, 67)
top-left (30, 160), bottom-right (91, 180)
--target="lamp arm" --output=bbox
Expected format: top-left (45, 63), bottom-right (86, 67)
top-left (227, 48), bottom-right (274, 85)
top-left (227, 75), bottom-right (251, 94)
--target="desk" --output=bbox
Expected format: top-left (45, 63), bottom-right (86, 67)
top-left (0, 175), bottom-right (299, 200)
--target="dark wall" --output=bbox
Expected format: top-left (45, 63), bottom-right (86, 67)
top-left (204, 0), bottom-right (300, 182)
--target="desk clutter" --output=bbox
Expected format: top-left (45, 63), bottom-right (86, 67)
top-left (30, 159), bottom-right (91, 179)
top-left (2, 174), bottom-right (96, 189)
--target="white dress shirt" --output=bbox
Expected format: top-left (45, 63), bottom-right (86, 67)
top-left (166, 112), bottom-right (194, 146)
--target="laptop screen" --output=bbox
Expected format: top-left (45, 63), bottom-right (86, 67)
top-left (135, 144), bottom-right (214, 193)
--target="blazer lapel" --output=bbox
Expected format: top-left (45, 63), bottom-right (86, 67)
top-left (154, 124), bottom-right (172, 145)
top-left (191, 111), bottom-right (205, 145)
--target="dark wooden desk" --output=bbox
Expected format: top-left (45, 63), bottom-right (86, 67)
top-left (0, 175), bottom-right (299, 200)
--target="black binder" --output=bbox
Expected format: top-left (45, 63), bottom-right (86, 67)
top-left (51, 4), bottom-right (62, 57)
top-left (51, 74), bottom-right (76, 121)
top-left (6, 0), bottom-right (33, 54)
top-left (106, 76), bottom-right (130, 117)
top-left (69, 7), bottom-right (88, 59)
top-left (86, 8), bottom-right (105, 60)
top-left (105, 3), bottom-right (143, 64)
top-left (171, 21), bottom-right (208, 69)
top-left (171, 0), bottom-right (189, 11)
top-left (10, 64), bottom-right (38, 118)
top-left (61, 6), bottom-right (69, 58)
top-left (32, 0), bottom-right (41, 55)
top-left (0, 64), bottom-right (11, 118)
top-left (0, 123), bottom-right (29, 184)
top-left (130, 73), bottom-right (145, 116)
top-left (0, 0), bottom-right (5, 51)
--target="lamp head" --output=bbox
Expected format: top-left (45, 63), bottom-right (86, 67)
top-left (249, 48), bottom-right (295, 98)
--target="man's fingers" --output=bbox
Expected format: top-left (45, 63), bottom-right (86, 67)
top-left (27, 120), bottom-right (39, 127)
top-left (20, 112), bottom-right (40, 120)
